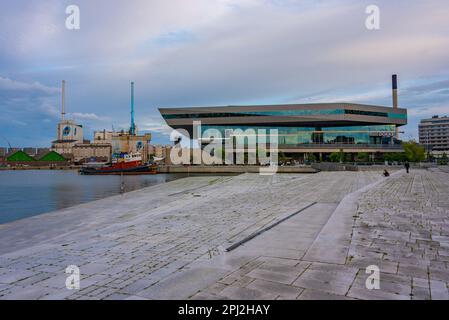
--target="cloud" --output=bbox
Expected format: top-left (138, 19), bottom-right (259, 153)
top-left (408, 105), bottom-right (449, 117)
top-left (69, 112), bottom-right (106, 121)
top-left (404, 80), bottom-right (449, 96)
top-left (0, 76), bottom-right (59, 95)
top-left (141, 124), bottom-right (172, 136)
top-left (1, 0), bottom-right (449, 146)
top-left (0, 76), bottom-right (60, 125)
top-left (114, 115), bottom-right (173, 136)
top-left (0, 1), bottom-right (62, 59)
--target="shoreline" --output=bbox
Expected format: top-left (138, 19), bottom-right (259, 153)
top-left (1, 165), bottom-right (319, 174)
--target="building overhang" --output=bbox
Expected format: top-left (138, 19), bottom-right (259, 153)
top-left (159, 102), bottom-right (407, 134)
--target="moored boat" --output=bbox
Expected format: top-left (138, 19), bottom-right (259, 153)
top-left (79, 152), bottom-right (157, 175)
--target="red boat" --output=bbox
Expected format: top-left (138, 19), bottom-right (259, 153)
top-left (79, 152), bottom-right (157, 175)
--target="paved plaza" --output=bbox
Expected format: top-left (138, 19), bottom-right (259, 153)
top-left (0, 169), bottom-right (448, 299)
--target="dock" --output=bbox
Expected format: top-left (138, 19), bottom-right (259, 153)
top-left (0, 169), bottom-right (448, 299)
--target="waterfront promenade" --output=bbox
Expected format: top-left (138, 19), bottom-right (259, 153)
top-left (0, 169), bottom-right (448, 299)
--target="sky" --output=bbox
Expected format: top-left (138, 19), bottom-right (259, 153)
top-left (1, 0), bottom-right (449, 147)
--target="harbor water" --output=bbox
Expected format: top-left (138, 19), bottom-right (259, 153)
top-left (0, 170), bottom-right (188, 224)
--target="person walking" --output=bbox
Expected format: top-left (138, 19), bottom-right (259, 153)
top-left (405, 161), bottom-right (410, 173)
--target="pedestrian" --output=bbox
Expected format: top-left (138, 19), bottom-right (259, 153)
top-left (404, 161), bottom-right (410, 173)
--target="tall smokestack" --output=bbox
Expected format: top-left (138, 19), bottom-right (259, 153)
top-left (61, 80), bottom-right (66, 121)
top-left (392, 74), bottom-right (398, 110)
top-left (130, 81), bottom-right (136, 135)
top-left (392, 74), bottom-right (399, 139)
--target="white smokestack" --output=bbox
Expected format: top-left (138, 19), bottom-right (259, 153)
top-left (61, 80), bottom-right (66, 121)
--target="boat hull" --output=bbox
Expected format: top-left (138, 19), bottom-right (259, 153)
top-left (79, 164), bottom-right (157, 175)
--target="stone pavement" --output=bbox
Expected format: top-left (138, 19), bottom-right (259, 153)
top-left (191, 168), bottom-right (449, 300)
top-left (345, 168), bottom-right (449, 300)
top-left (1, 169), bottom-right (448, 300)
top-left (0, 171), bottom-right (381, 299)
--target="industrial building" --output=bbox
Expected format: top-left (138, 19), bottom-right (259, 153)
top-left (51, 80), bottom-right (84, 159)
top-left (111, 131), bottom-right (152, 163)
top-left (159, 75), bottom-right (407, 162)
top-left (92, 129), bottom-right (152, 163)
top-left (72, 143), bottom-right (112, 163)
top-left (93, 130), bottom-right (115, 144)
top-left (50, 81), bottom-right (152, 164)
top-left (419, 115), bottom-right (449, 156)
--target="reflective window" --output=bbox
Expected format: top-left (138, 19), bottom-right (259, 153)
top-left (200, 125), bottom-right (398, 145)
top-left (164, 109), bottom-right (345, 119)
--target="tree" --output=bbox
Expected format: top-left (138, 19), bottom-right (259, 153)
top-left (439, 152), bottom-right (448, 165)
top-left (307, 153), bottom-right (317, 162)
top-left (384, 152), bottom-right (407, 163)
top-left (384, 153), bottom-right (394, 162)
top-left (329, 152), bottom-right (340, 162)
top-left (338, 149), bottom-right (344, 163)
top-left (403, 141), bottom-right (425, 163)
top-left (357, 152), bottom-right (369, 162)
top-left (344, 153), bottom-right (353, 162)
top-left (279, 151), bottom-right (287, 161)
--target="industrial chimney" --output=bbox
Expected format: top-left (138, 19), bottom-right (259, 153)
top-left (392, 74), bottom-right (399, 139)
top-left (392, 74), bottom-right (398, 110)
top-left (61, 80), bottom-right (66, 121)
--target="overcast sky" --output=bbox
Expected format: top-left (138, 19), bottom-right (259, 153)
top-left (1, 0), bottom-right (449, 147)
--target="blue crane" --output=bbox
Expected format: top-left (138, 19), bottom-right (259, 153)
top-left (129, 81), bottom-right (136, 135)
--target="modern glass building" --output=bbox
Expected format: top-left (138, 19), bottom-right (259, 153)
top-left (159, 101), bottom-right (407, 161)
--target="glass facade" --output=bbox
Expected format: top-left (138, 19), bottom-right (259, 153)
top-left (200, 125), bottom-right (398, 146)
top-left (161, 105), bottom-right (407, 154)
